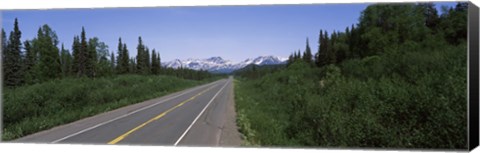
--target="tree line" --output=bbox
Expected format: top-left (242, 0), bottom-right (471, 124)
top-left (234, 2), bottom-right (468, 148)
top-left (287, 2), bottom-right (468, 68)
top-left (2, 20), bottom-right (213, 87)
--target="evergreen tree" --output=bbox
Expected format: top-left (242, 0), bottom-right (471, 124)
top-left (296, 50), bottom-right (301, 60)
top-left (23, 40), bottom-right (36, 84)
top-left (303, 38), bottom-right (313, 65)
top-left (1, 29), bottom-right (6, 62)
top-left (136, 37), bottom-right (145, 74)
top-left (23, 40), bottom-right (34, 69)
top-left (287, 53), bottom-right (294, 66)
top-left (292, 51), bottom-right (298, 60)
top-left (75, 27), bottom-right (88, 77)
top-left (116, 38), bottom-right (130, 74)
top-left (72, 36), bottom-right (81, 74)
top-left (145, 47), bottom-right (151, 74)
top-left (317, 30), bottom-right (330, 67)
top-left (315, 30), bottom-right (323, 67)
top-left (122, 43), bottom-right (130, 73)
top-left (1, 29), bottom-right (7, 82)
top-left (327, 32), bottom-right (337, 65)
top-left (3, 18), bottom-right (24, 86)
top-left (349, 24), bottom-right (367, 58)
top-left (129, 57), bottom-right (136, 73)
top-left (116, 38), bottom-right (124, 73)
top-left (157, 52), bottom-right (162, 74)
top-left (344, 26), bottom-right (353, 58)
top-left (151, 49), bottom-right (158, 74)
top-left (346, 25), bottom-right (355, 58)
top-left (60, 43), bottom-right (73, 77)
top-left (111, 51), bottom-right (115, 72)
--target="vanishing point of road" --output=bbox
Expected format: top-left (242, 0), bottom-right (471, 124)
top-left (14, 76), bottom-right (242, 146)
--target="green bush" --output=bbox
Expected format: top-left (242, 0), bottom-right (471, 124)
top-left (234, 43), bottom-right (467, 149)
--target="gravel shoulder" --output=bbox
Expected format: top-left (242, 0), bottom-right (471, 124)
top-left (218, 78), bottom-right (242, 146)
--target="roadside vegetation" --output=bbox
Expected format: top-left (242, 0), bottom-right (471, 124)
top-left (234, 3), bottom-right (468, 149)
top-left (2, 75), bottom-right (222, 140)
top-left (2, 17), bottom-right (222, 140)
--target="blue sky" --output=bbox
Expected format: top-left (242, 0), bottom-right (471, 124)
top-left (2, 2), bottom-right (457, 63)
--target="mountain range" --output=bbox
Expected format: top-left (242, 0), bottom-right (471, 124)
top-left (162, 56), bottom-right (288, 73)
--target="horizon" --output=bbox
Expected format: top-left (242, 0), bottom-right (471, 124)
top-left (2, 2), bottom-right (457, 63)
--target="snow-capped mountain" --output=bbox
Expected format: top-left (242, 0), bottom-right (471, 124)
top-left (233, 56), bottom-right (288, 69)
top-left (162, 56), bottom-right (287, 73)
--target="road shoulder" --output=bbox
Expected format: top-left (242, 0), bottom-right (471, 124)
top-left (219, 79), bottom-right (242, 146)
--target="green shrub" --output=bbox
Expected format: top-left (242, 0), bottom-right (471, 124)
top-left (234, 43), bottom-right (467, 149)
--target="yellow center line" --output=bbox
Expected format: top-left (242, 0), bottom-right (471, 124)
top-left (107, 84), bottom-right (217, 145)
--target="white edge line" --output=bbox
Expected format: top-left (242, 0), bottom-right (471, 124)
top-left (51, 80), bottom-right (220, 143)
top-left (173, 78), bottom-right (230, 146)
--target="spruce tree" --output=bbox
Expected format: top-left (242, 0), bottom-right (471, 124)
top-left (303, 38), bottom-right (313, 65)
top-left (318, 30), bottom-right (330, 67)
top-left (1, 29), bottom-right (6, 62)
top-left (116, 38), bottom-right (124, 74)
top-left (23, 40), bottom-right (36, 84)
top-left (287, 53), bottom-right (294, 66)
top-left (157, 52), bottom-right (161, 74)
top-left (76, 27), bottom-right (88, 77)
top-left (315, 30), bottom-right (323, 67)
top-left (151, 49), bottom-right (158, 74)
top-left (60, 43), bottom-right (73, 77)
top-left (2, 29), bottom-right (7, 84)
top-left (136, 37), bottom-right (145, 74)
top-left (72, 36), bottom-right (81, 74)
top-left (4, 18), bottom-right (24, 86)
top-left (111, 51), bottom-right (115, 73)
top-left (129, 57), bottom-right (136, 73)
top-left (122, 43), bottom-right (130, 73)
top-left (297, 50), bottom-right (301, 60)
top-left (145, 47), bottom-right (150, 74)
top-left (327, 32), bottom-right (337, 64)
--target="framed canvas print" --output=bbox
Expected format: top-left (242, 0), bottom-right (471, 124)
top-left (1, 0), bottom-right (478, 152)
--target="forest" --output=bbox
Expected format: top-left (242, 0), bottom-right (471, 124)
top-left (234, 3), bottom-right (468, 149)
top-left (2, 20), bottom-right (220, 140)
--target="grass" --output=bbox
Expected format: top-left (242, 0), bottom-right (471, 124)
top-left (2, 74), bottom-right (220, 141)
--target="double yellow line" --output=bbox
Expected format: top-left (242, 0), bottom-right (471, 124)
top-left (107, 84), bottom-right (218, 144)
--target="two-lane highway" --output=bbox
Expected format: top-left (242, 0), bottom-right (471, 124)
top-left (14, 77), bottom-right (241, 146)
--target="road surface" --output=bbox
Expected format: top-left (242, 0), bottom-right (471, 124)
top-left (14, 77), bottom-right (241, 146)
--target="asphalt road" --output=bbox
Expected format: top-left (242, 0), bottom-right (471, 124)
top-left (14, 76), bottom-right (241, 146)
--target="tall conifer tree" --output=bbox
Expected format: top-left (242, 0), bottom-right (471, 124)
top-left (136, 37), bottom-right (145, 74)
top-left (4, 18), bottom-right (24, 86)
top-left (303, 38), bottom-right (313, 65)
top-left (111, 51), bottom-right (115, 72)
top-left (122, 43), bottom-right (130, 73)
